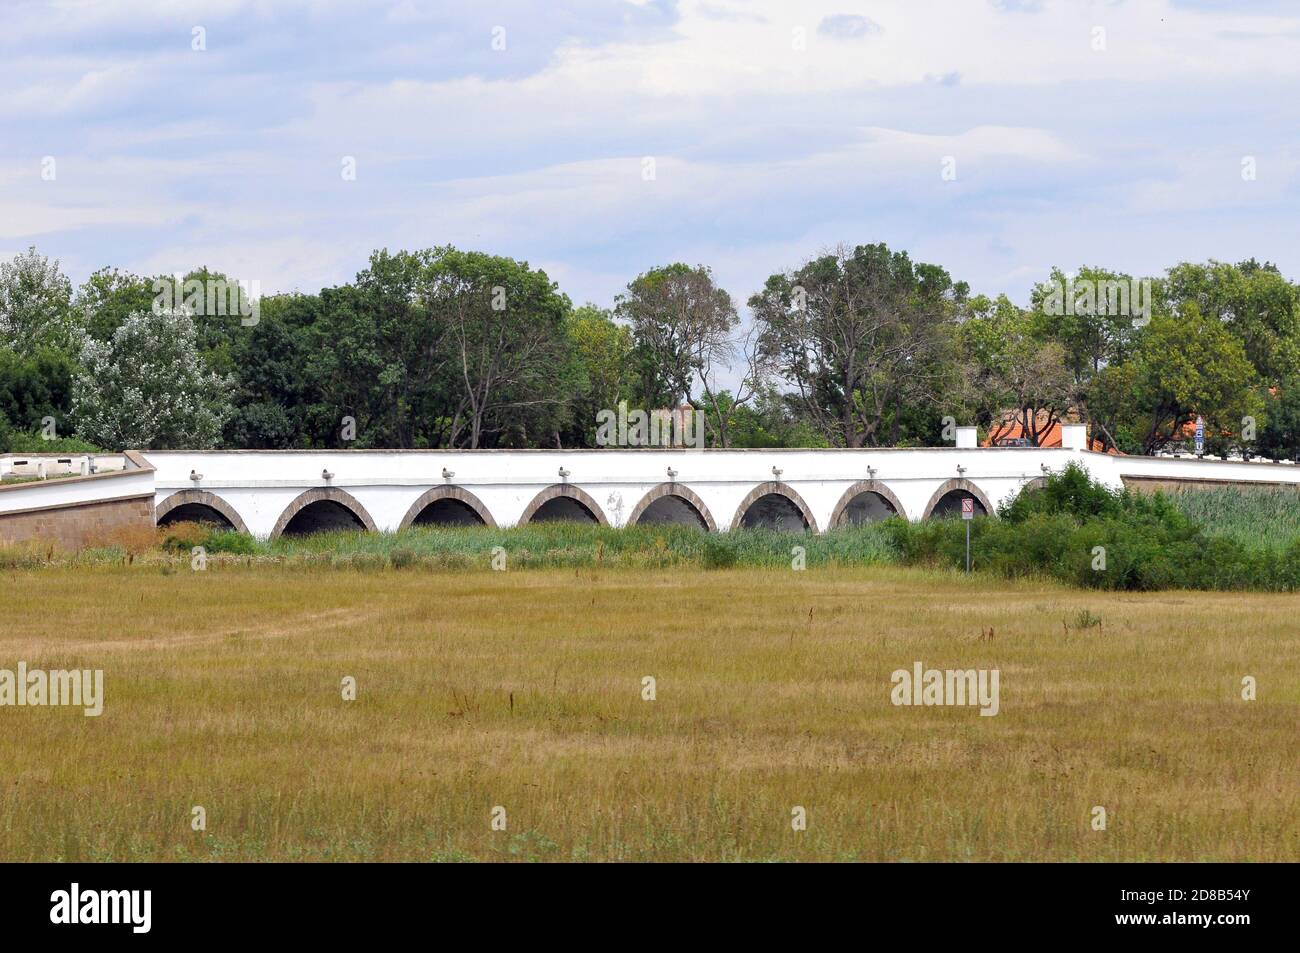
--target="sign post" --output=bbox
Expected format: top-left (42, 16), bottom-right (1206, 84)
top-left (1195, 416), bottom-right (1205, 456)
top-left (961, 497), bottom-right (974, 572)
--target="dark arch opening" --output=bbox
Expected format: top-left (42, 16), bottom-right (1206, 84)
top-left (929, 490), bottom-right (987, 519)
top-left (634, 494), bottom-right (709, 530)
top-left (838, 491), bottom-right (897, 526)
top-left (739, 493), bottom-right (809, 531)
top-left (156, 502), bottom-right (235, 530)
top-left (281, 500), bottom-right (367, 536)
top-left (411, 498), bottom-right (486, 527)
top-left (529, 495), bottom-right (598, 524)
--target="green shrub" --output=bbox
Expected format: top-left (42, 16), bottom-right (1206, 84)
top-left (700, 538), bottom-right (738, 569)
top-left (159, 521), bottom-right (209, 553)
top-left (204, 530), bottom-right (260, 555)
top-left (1000, 462), bottom-right (1122, 523)
top-left (889, 465), bottom-right (1300, 592)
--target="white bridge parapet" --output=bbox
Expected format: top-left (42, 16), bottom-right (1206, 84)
top-left (5, 440), bottom-right (1300, 540)
top-left (94, 442), bottom-right (1297, 539)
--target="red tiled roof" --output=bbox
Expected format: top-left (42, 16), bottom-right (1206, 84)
top-left (981, 414), bottom-right (1118, 454)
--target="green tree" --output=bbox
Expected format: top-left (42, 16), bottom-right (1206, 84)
top-left (72, 309), bottom-right (232, 449)
top-left (562, 304), bottom-right (635, 447)
top-left (1257, 378), bottom-right (1300, 461)
top-left (960, 294), bottom-right (1074, 446)
top-left (0, 247), bottom-right (78, 356)
top-left (1132, 305), bottom-right (1261, 454)
top-left (74, 267), bottom-right (158, 342)
top-left (162, 267), bottom-right (256, 378)
top-left (751, 243), bottom-right (966, 448)
top-left (1031, 265), bottom-right (1154, 382)
top-left (303, 250), bottom-right (456, 448)
top-left (1082, 362), bottom-right (1144, 454)
top-left (224, 293), bottom-right (321, 448)
top-left (0, 347), bottom-right (77, 449)
top-left (431, 248), bottom-right (572, 448)
top-left (1163, 259), bottom-right (1300, 385)
top-left (696, 385), bottom-right (829, 448)
top-left (615, 263), bottom-right (738, 410)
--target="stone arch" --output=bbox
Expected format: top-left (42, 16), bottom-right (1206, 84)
top-left (517, 484), bottom-right (609, 526)
top-left (921, 478), bottom-right (995, 520)
top-left (730, 481), bottom-right (819, 533)
top-left (998, 476), bottom-right (1049, 513)
top-left (626, 483), bottom-right (717, 532)
top-left (270, 487), bottom-right (377, 538)
top-left (398, 485), bottom-right (497, 529)
top-left (827, 480), bottom-right (907, 528)
top-left (155, 489), bottom-right (249, 534)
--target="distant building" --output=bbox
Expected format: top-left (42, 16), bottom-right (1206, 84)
top-left (982, 410), bottom-right (1117, 454)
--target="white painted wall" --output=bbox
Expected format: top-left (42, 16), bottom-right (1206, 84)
top-left (139, 447), bottom-right (1065, 536)
top-left (9, 446), bottom-right (1299, 539)
top-left (132, 447), bottom-right (1300, 538)
top-left (0, 466), bottom-right (153, 513)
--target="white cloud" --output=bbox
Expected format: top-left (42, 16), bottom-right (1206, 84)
top-left (532, 0), bottom-right (1300, 97)
top-left (1, 0), bottom-right (1298, 311)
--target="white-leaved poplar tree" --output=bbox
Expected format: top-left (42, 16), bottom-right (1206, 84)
top-left (72, 309), bottom-right (232, 448)
top-left (0, 246), bottom-right (80, 355)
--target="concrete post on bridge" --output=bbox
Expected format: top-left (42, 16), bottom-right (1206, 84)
top-left (1061, 424), bottom-right (1087, 452)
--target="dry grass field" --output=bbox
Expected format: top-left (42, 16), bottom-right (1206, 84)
top-left (1, 564), bottom-right (1297, 862)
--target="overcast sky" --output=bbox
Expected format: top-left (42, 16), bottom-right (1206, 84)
top-left (3, 0), bottom-right (1299, 317)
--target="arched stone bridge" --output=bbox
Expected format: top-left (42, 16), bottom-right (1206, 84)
top-left (128, 424), bottom-right (1300, 538)
top-left (148, 453), bottom-right (1010, 537)
top-left (12, 427), bottom-right (1300, 548)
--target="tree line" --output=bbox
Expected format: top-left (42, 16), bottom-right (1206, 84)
top-left (1, 242), bottom-right (1297, 458)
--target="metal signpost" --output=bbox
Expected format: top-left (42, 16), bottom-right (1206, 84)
top-left (1195, 415), bottom-right (1205, 456)
top-left (962, 496), bottom-right (974, 571)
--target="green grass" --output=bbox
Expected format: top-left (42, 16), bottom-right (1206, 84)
top-left (1169, 486), bottom-right (1300, 552)
top-left (2, 564), bottom-right (1296, 862)
top-left (246, 521), bottom-right (898, 570)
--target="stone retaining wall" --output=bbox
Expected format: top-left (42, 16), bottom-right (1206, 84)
top-left (0, 495), bottom-right (155, 551)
